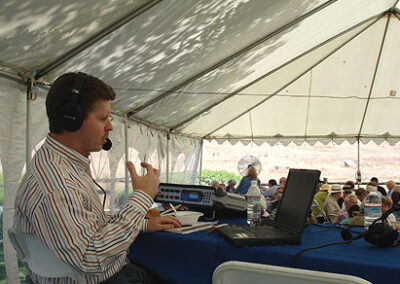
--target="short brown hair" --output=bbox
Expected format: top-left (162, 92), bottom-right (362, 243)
top-left (46, 72), bottom-right (116, 134)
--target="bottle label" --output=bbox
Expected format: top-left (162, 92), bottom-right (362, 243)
top-left (247, 196), bottom-right (261, 204)
top-left (364, 205), bottom-right (382, 218)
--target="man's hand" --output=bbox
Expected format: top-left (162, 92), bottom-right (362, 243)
top-left (127, 161), bottom-right (160, 198)
top-left (147, 215), bottom-right (182, 232)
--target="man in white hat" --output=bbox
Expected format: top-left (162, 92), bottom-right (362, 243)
top-left (323, 184), bottom-right (342, 223)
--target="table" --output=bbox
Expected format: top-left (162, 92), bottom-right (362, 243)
top-left (128, 219), bottom-right (400, 284)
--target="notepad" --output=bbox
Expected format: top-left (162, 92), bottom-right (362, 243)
top-left (167, 221), bottom-right (219, 234)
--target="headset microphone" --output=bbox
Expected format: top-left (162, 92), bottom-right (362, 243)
top-left (102, 138), bottom-right (112, 151)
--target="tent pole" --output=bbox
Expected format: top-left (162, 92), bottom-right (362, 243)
top-left (358, 14), bottom-right (391, 136)
top-left (357, 137), bottom-right (361, 188)
top-left (124, 114), bottom-right (129, 203)
top-left (25, 77), bottom-right (36, 165)
top-left (166, 131), bottom-right (170, 183)
top-left (198, 139), bottom-right (204, 185)
top-left (25, 86), bottom-right (31, 166)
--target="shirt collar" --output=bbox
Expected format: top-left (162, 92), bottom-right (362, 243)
top-left (44, 134), bottom-right (91, 171)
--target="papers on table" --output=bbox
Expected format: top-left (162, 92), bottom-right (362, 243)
top-left (167, 221), bottom-right (219, 234)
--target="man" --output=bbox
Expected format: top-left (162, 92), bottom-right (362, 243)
top-left (355, 187), bottom-right (367, 205)
top-left (14, 72), bottom-right (180, 283)
top-left (261, 179), bottom-right (278, 200)
top-left (323, 184), bottom-right (342, 223)
top-left (386, 180), bottom-right (396, 197)
top-left (336, 195), bottom-right (358, 224)
top-left (279, 176), bottom-right (286, 187)
top-left (370, 177), bottom-right (387, 196)
top-left (312, 183), bottom-right (330, 216)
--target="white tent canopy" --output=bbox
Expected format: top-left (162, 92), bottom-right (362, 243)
top-left (1, 0), bottom-right (400, 282)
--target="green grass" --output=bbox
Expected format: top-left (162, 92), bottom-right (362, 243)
top-left (0, 242), bottom-right (27, 283)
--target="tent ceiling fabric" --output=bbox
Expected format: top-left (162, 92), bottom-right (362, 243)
top-left (1, 0), bottom-right (399, 145)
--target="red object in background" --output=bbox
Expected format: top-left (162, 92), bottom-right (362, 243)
top-left (356, 170), bottom-right (361, 183)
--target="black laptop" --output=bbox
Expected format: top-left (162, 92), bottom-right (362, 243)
top-left (217, 168), bottom-right (321, 247)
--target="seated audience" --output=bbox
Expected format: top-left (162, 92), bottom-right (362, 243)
top-left (371, 177), bottom-right (387, 196)
top-left (266, 185), bottom-right (284, 221)
top-left (347, 204), bottom-right (365, 226)
top-left (312, 184), bottom-right (330, 216)
top-left (211, 180), bottom-right (220, 189)
top-left (261, 179), bottom-right (279, 200)
top-left (279, 176), bottom-right (287, 187)
top-left (381, 196), bottom-right (396, 228)
top-left (355, 187), bottom-right (367, 205)
top-left (344, 180), bottom-right (355, 191)
top-left (323, 184), bottom-right (342, 223)
top-left (386, 180), bottom-right (396, 197)
top-left (391, 191), bottom-right (400, 218)
top-left (336, 195), bottom-right (358, 224)
top-left (340, 204), bottom-right (361, 225)
top-left (365, 182), bottom-right (376, 194)
top-left (226, 179), bottom-right (236, 193)
top-left (234, 165), bottom-right (258, 195)
top-left (338, 185), bottom-right (353, 209)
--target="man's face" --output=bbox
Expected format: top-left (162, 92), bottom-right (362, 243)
top-left (77, 99), bottom-right (113, 156)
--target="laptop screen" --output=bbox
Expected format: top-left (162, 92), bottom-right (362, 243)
top-left (275, 169), bottom-right (321, 232)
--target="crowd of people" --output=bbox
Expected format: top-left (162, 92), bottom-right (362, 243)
top-left (210, 170), bottom-right (400, 227)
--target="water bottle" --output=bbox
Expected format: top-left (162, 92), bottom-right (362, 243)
top-left (246, 180), bottom-right (261, 225)
top-left (364, 186), bottom-right (382, 230)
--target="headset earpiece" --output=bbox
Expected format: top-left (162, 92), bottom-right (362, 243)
top-left (60, 72), bottom-right (87, 132)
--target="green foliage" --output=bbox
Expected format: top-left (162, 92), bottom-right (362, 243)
top-left (197, 169), bottom-right (241, 186)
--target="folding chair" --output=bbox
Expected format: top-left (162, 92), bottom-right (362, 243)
top-left (213, 261), bottom-right (372, 284)
top-left (8, 229), bottom-right (86, 283)
top-left (311, 199), bottom-right (329, 223)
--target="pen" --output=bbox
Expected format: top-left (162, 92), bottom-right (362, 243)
top-left (205, 223), bottom-right (228, 235)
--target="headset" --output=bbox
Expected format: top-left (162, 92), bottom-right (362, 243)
top-left (59, 72), bottom-right (88, 132)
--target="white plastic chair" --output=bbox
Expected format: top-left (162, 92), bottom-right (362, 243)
top-left (8, 229), bottom-right (86, 283)
top-left (212, 261), bottom-right (372, 284)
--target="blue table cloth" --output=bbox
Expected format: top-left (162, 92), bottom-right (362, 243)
top-left (128, 219), bottom-right (400, 284)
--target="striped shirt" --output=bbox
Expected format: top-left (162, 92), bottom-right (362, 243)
top-left (14, 135), bottom-right (153, 283)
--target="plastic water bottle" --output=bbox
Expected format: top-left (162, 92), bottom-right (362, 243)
top-left (246, 180), bottom-right (261, 225)
top-left (364, 186), bottom-right (382, 230)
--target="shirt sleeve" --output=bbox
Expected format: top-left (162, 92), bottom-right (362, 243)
top-left (32, 171), bottom-right (153, 275)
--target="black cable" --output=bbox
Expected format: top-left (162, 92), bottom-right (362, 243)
top-left (92, 179), bottom-right (107, 209)
top-left (289, 239), bottom-right (351, 267)
top-left (290, 223), bottom-right (363, 266)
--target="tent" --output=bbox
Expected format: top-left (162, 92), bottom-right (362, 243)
top-left (1, 0), bottom-right (400, 282)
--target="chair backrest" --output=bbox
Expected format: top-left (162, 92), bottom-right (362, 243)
top-left (8, 228), bottom-right (86, 283)
top-left (311, 199), bottom-right (330, 223)
top-left (212, 261), bottom-right (372, 284)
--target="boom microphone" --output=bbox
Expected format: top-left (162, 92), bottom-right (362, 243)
top-left (102, 138), bottom-right (112, 151)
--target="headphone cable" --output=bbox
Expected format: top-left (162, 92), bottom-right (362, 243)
top-left (289, 239), bottom-right (351, 267)
top-left (92, 178), bottom-right (107, 209)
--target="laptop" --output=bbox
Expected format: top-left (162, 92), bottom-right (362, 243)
top-left (217, 168), bottom-right (321, 247)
